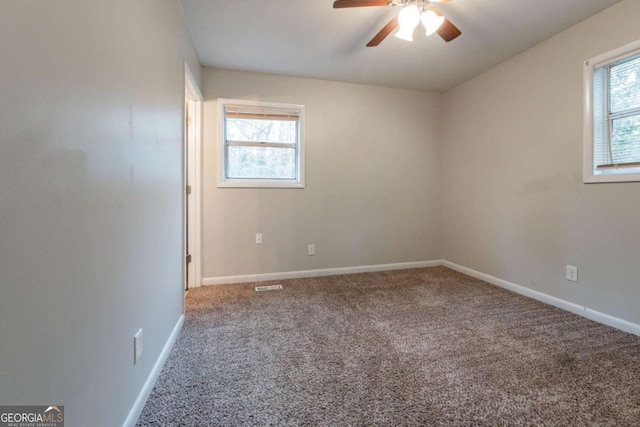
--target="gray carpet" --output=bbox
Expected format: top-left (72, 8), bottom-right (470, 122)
top-left (137, 267), bottom-right (640, 426)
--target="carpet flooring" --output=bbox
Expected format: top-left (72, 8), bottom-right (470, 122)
top-left (137, 267), bottom-right (640, 426)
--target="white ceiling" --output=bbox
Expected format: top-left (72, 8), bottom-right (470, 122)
top-left (180, 0), bottom-right (622, 92)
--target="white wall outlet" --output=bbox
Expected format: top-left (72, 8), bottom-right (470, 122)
top-left (566, 265), bottom-right (578, 282)
top-left (308, 244), bottom-right (315, 256)
top-left (134, 329), bottom-right (143, 364)
top-left (256, 233), bottom-right (263, 244)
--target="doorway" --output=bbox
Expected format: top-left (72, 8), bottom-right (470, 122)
top-left (184, 63), bottom-right (203, 292)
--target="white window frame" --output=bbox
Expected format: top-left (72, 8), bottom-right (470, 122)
top-left (217, 98), bottom-right (305, 188)
top-left (583, 38), bottom-right (640, 183)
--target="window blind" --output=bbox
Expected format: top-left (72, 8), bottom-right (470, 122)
top-left (225, 105), bottom-right (299, 121)
top-left (594, 54), bottom-right (640, 169)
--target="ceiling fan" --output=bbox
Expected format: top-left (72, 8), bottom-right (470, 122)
top-left (333, 0), bottom-right (461, 47)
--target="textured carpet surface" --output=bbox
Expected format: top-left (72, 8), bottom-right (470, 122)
top-left (137, 267), bottom-right (640, 426)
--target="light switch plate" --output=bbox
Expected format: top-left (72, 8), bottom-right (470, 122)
top-left (134, 329), bottom-right (143, 364)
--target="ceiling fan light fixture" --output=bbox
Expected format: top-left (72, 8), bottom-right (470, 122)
top-left (333, 0), bottom-right (462, 47)
top-left (397, 4), bottom-right (420, 28)
top-left (394, 26), bottom-right (415, 42)
top-left (421, 9), bottom-right (445, 36)
top-left (395, 4), bottom-right (420, 42)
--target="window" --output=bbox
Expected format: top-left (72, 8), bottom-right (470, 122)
top-left (584, 39), bottom-right (640, 183)
top-left (217, 98), bottom-right (305, 188)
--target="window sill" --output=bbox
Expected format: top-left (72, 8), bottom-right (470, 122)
top-left (584, 171), bottom-right (640, 183)
top-left (217, 179), bottom-right (305, 189)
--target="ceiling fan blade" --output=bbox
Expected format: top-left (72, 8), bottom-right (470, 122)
top-left (333, 0), bottom-right (390, 8)
top-left (367, 17), bottom-right (398, 47)
top-left (437, 18), bottom-right (461, 42)
top-left (431, 7), bottom-right (461, 42)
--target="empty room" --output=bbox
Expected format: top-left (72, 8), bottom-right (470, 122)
top-left (1, 0), bottom-right (640, 426)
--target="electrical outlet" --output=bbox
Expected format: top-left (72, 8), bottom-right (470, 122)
top-left (256, 233), bottom-right (263, 244)
top-left (566, 265), bottom-right (578, 282)
top-left (134, 329), bottom-right (143, 364)
top-left (308, 244), bottom-right (315, 256)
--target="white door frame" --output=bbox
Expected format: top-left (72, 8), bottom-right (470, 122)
top-left (184, 62), bottom-right (203, 290)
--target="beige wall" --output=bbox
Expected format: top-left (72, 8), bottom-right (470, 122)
top-left (0, 1), bottom-right (200, 425)
top-left (443, 0), bottom-right (640, 325)
top-left (202, 68), bottom-right (443, 278)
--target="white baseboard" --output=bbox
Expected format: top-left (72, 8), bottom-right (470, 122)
top-left (443, 260), bottom-right (640, 337)
top-left (202, 260), bottom-right (444, 286)
top-left (122, 314), bottom-right (185, 427)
